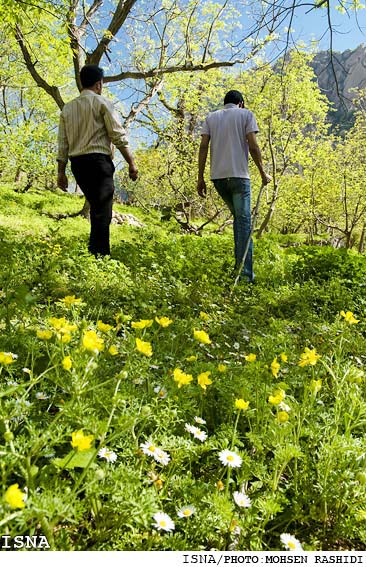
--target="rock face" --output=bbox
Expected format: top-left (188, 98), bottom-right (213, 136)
top-left (310, 44), bottom-right (366, 130)
top-left (311, 43), bottom-right (366, 107)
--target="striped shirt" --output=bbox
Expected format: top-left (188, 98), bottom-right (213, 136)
top-left (57, 89), bottom-right (129, 163)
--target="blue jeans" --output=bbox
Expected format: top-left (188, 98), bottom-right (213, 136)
top-left (213, 178), bottom-right (253, 281)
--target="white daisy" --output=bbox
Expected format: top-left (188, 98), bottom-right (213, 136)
top-left (233, 491), bottom-right (251, 508)
top-left (23, 368), bottom-right (31, 374)
top-left (152, 512), bottom-right (175, 532)
top-left (218, 449), bottom-right (242, 468)
top-left (35, 392), bottom-right (49, 400)
top-left (98, 447), bottom-right (118, 463)
top-left (194, 429), bottom-right (207, 442)
top-left (177, 505), bottom-right (196, 518)
top-left (140, 441), bottom-right (158, 457)
top-left (279, 401), bottom-right (291, 412)
top-left (280, 533), bottom-right (303, 551)
top-left (194, 416), bottom-right (206, 425)
top-left (185, 423), bottom-right (207, 442)
top-left (154, 448), bottom-right (170, 466)
top-left (153, 385), bottom-right (167, 399)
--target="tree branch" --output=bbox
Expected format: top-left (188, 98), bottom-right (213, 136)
top-left (87, 0), bottom-right (137, 65)
top-left (66, 0), bottom-right (84, 91)
top-left (124, 79), bottom-right (164, 128)
top-left (14, 24), bottom-right (65, 110)
top-left (104, 55), bottom-right (261, 83)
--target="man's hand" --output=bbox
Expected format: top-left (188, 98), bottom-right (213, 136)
top-left (57, 172), bottom-right (68, 192)
top-left (261, 172), bottom-right (272, 186)
top-left (197, 178), bottom-right (207, 198)
top-left (129, 164), bottom-right (138, 181)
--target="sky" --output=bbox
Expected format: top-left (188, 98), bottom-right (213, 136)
top-left (288, 4), bottom-right (366, 52)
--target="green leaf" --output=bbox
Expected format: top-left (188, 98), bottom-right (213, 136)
top-left (53, 449), bottom-right (96, 469)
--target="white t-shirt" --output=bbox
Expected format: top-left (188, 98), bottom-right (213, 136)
top-left (200, 103), bottom-right (259, 179)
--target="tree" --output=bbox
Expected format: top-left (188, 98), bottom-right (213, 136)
top-left (237, 50), bottom-right (330, 236)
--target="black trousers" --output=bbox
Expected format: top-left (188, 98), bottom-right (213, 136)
top-left (70, 153), bottom-right (115, 256)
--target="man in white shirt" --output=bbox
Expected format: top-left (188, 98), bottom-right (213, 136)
top-left (197, 90), bottom-right (270, 282)
top-left (57, 65), bottom-right (138, 257)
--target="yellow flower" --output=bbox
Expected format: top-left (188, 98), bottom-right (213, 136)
top-left (4, 484), bottom-right (26, 509)
top-left (131, 319), bottom-right (153, 330)
top-left (268, 389), bottom-right (286, 405)
top-left (199, 311), bottom-right (210, 321)
top-left (173, 368), bottom-right (193, 388)
top-left (154, 479), bottom-right (164, 490)
top-left (186, 355), bottom-right (198, 362)
top-left (235, 398), bottom-right (249, 411)
top-left (280, 352), bottom-right (288, 362)
top-left (49, 318), bottom-right (77, 341)
top-left (82, 330), bottom-right (104, 353)
top-left (340, 310), bottom-right (359, 324)
top-left (61, 333), bottom-right (71, 344)
top-left (155, 316), bottom-right (173, 327)
top-left (193, 329), bottom-right (211, 345)
top-left (0, 352), bottom-right (17, 365)
top-left (310, 379), bottom-right (322, 395)
top-left (97, 320), bottom-right (114, 333)
top-left (135, 338), bottom-right (153, 357)
top-left (298, 347), bottom-right (321, 367)
top-left (59, 295), bottom-right (82, 306)
top-left (271, 357), bottom-right (280, 377)
top-left (71, 429), bottom-right (94, 451)
top-left (217, 363), bottom-right (227, 373)
top-left (244, 353), bottom-right (257, 362)
top-left (62, 356), bottom-right (72, 371)
top-left (108, 345), bottom-right (118, 356)
top-left (217, 480), bottom-right (225, 491)
top-left (277, 411), bottom-right (289, 423)
top-left (197, 371), bottom-right (212, 390)
top-left (36, 329), bottom-right (53, 341)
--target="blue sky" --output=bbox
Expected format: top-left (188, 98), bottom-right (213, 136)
top-left (289, 4), bottom-right (366, 51)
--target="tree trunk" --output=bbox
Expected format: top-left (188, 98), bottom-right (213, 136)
top-left (358, 222), bottom-right (366, 254)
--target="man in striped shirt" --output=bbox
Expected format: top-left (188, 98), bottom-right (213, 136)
top-left (57, 65), bottom-right (138, 257)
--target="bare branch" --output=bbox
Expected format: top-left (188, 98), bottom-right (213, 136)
top-left (87, 0), bottom-right (138, 65)
top-left (201, 0), bottom-right (229, 64)
top-left (104, 54), bottom-right (262, 83)
top-left (124, 80), bottom-right (164, 128)
top-left (80, 0), bottom-right (103, 29)
top-left (14, 24), bottom-right (65, 110)
top-left (66, 0), bottom-right (84, 91)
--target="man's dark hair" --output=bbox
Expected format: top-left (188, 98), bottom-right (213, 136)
top-left (224, 90), bottom-right (244, 105)
top-left (80, 65), bottom-right (104, 88)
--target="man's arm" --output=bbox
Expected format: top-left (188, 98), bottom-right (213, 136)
top-left (57, 160), bottom-right (68, 191)
top-left (247, 132), bottom-right (271, 185)
top-left (102, 101), bottom-right (138, 181)
top-left (197, 134), bottom-right (210, 197)
top-left (119, 146), bottom-right (138, 181)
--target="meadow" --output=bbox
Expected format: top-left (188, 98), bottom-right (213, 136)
top-left (1, 183), bottom-right (366, 551)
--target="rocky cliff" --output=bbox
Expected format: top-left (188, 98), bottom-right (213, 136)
top-left (311, 44), bottom-right (366, 130)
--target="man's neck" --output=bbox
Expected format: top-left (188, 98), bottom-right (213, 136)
top-left (82, 87), bottom-right (98, 94)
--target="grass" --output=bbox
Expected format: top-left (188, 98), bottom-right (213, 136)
top-left (1, 183), bottom-right (366, 551)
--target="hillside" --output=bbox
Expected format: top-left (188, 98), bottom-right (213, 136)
top-left (311, 44), bottom-right (366, 130)
top-left (1, 183), bottom-right (366, 550)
